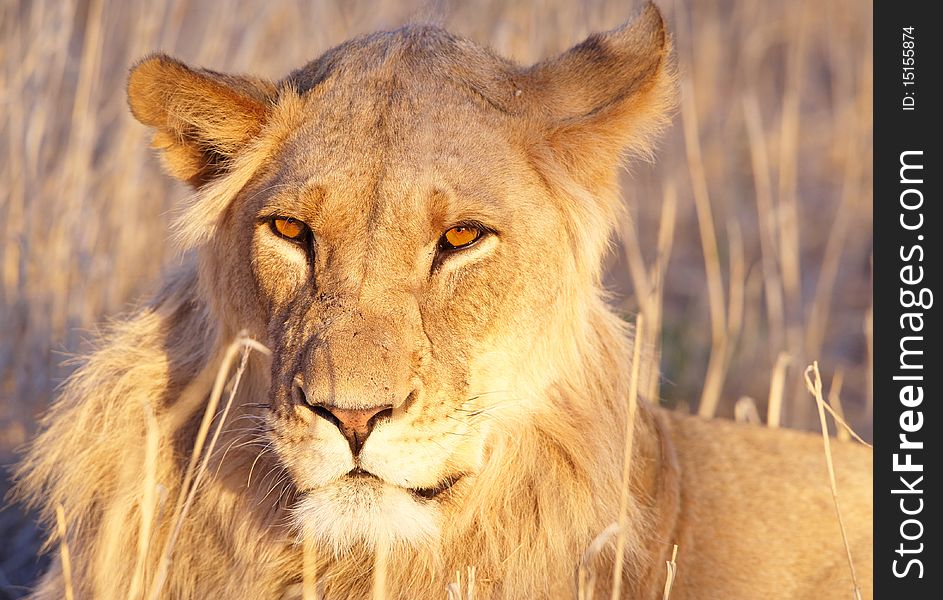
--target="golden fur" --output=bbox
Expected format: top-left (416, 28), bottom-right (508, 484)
top-left (15, 4), bottom-right (871, 598)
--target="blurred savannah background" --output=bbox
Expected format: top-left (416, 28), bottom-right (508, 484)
top-left (1, 0), bottom-right (871, 596)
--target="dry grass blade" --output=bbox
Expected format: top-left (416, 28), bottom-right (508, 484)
top-left (804, 131), bottom-right (860, 363)
top-left (149, 333), bottom-right (270, 599)
top-left (621, 181), bottom-right (677, 405)
top-left (611, 314), bottom-right (644, 599)
top-left (127, 403), bottom-right (161, 599)
top-left (662, 544), bottom-right (678, 600)
top-left (777, 0), bottom-right (809, 329)
top-left (465, 566), bottom-right (476, 600)
top-left (445, 566), bottom-right (476, 600)
top-left (803, 362), bottom-right (862, 600)
top-left (55, 504), bottom-right (75, 600)
top-left (734, 396), bottom-right (761, 425)
top-left (622, 206), bottom-right (654, 319)
top-left (577, 522), bottom-right (620, 600)
top-left (818, 396), bottom-right (872, 449)
top-left (302, 536), bottom-right (321, 600)
top-left (777, 1), bottom-right (812, 428)
top-left (743, 93), bottom-right (785, 358)
top-left (372, 539), bottom-right (388, 600)
top-left (725, 217), bottom-right (746, 352)
top-left (645, 182), bottom-right (678, 403)
top-left (766, 352), bottom-right (791, 429)
top-left (446, 566), bottom-right (477, 600)
top-left (680, 77), bottom-right (728, 419)
top-left (827, 370), bottom-right (850, 443)
top-left (622, 180), bottom-right (677, 405)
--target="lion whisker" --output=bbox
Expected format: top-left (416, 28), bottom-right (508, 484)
top-left (258, 467), bottom-right (290, 506)
top-left (246, 447), bottom-right (272, 489)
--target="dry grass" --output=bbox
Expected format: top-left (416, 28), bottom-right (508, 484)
top-left (661, 544), bottom-right (678, 600)
top-left (765, 352), bottom-right (792, 428)
top-left (301, 536), bottom-right (322, 600)
top-left (148, 334), bottom-right (266, 599)
top-left (1, 0), bottom-right (872, 595)
top-left (53, 504), bottom-right (74, 600)
top-left (446, 567), bottom-right (477, 600)
top-left (803, 362), bottom-right (865, 600)
top-left (733, 396), bottom-right (761, 425)
top-left (610, 314), bottom-right (644, 599)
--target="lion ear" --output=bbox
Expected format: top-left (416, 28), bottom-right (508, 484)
top-left (525, 2), bottom-right (677, 185)
top-left (127, 54), bottom-right (277, 187)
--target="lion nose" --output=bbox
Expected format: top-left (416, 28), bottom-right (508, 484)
top-left (307, 402), bottom-right (393, 455)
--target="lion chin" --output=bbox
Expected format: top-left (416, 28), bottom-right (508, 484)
top-left (292, 473), bottom-right (441, 556)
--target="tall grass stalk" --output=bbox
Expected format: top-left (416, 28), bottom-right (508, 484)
top-left (148, 334), bottom-right (270, 599)
top-left (743, 94), bottom-right (785, 360)
top-left (827, 370), bottom-right (850, 443)
top-left (302, 535), bottom-right (321, 600)
top-left (55, 504), bottom-right (75, 600)
top-left (766, 352), bottom-right (791, 428)
top-left (803, 362), bottom-right (862, 600)
top-left (610, 314), bottom-right (644, 599)
top-left (372, 537), bottom-right (388, 600)
top-left (679, 77), bottom-right (727, 419)
top-left (661, 544), bottom-right (678, 600)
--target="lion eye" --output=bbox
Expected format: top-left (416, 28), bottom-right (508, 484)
top-left (440, 226), bottom-right (482, 250)
top-left (271, 217), bottom-right (307, 241)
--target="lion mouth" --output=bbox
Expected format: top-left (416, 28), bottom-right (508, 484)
top-left (345, 468), bottom-right (465, 500)
top-left (409, 473), bottom-right (466, 500)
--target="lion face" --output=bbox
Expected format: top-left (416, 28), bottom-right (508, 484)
top-left (230, 74), bottom-right (576, 553)
top-left (126, 9), bottom-right (674, 555)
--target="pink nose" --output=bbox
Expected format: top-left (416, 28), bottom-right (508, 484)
top-left (310, 403), bottom-right (393, 454)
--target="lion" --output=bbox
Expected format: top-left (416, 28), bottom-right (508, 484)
top-left (14, 3), bottom-right (872, 599)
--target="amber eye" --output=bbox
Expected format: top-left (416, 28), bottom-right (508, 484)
top-left (440, 225), bottom-right (482, 250)
top-left (271, 217), bottom-right (307, 241)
